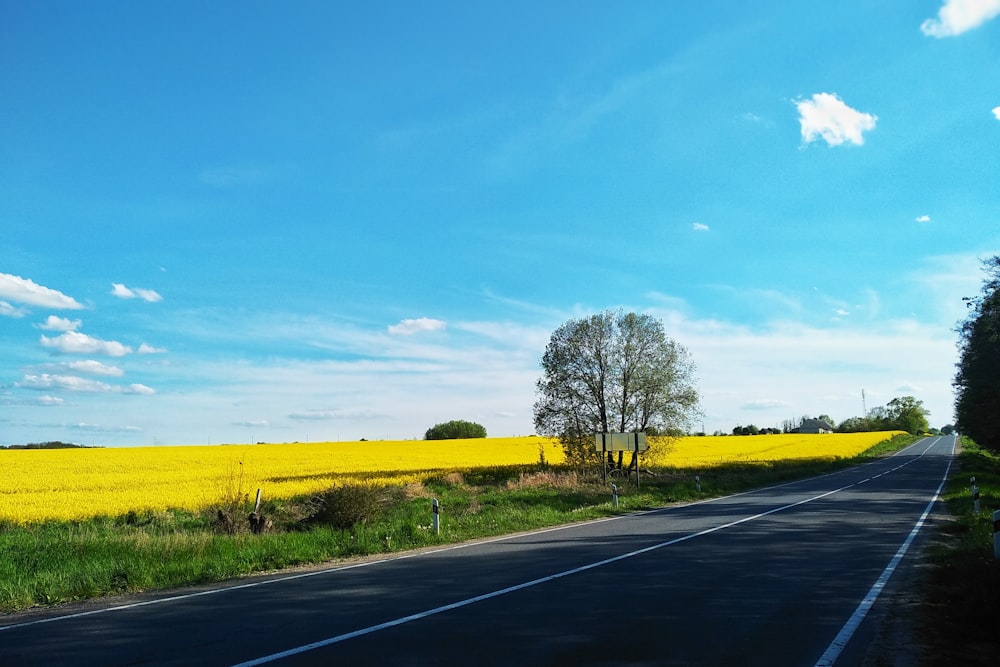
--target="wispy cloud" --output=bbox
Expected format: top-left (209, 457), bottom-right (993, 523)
top-left (921, 0), bottom-right (1000, 37)
top-left (111, 283), bottom-right (162, 303)
top-left (38, 315), bottom-right (82, 331)
top-left (742, 399), bottom-right (792, 411)
top-left (692, 222), bottom-right (710, 231)
top-left (993, 106), bottom-right (1000, 121)
top-left (0, 301), bottom-right (27, 318)
top-left (137, 343), bottom-right (168, 354)
top-left (288, 408), bottom-right (385, 422)
top-left (40, 331), bottom-right (132, 356)
top-left (16, 374), bottom-right (154, 395)
top-left (795, 93), bottom-right (877, 147)
top-left (65, 360), bottom-right (125, 377)
top-left (0, 272), bottom-right (83, 310)
top-left (916, 214), bottom-right (932, 223)
top-left (387, 317), bottom-right (447, 336)
top-left (70, 422), bottom-right (143, 433)
top-left (36, 395), bottom-right (65, 406)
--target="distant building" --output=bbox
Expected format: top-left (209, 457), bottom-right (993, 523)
top-left (796, 418), bottom-right (833, 434)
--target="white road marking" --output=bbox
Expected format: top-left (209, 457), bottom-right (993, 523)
top-left (814, 436), bottom-right (954, 666)
top-left (232, 439), bottom-right (946, 667)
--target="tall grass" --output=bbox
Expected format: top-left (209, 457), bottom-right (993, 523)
top-left (919, 437), bottom-right (1000, 666)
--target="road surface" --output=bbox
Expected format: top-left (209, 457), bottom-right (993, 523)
top-left (0, 435), bottom-right (954, 666)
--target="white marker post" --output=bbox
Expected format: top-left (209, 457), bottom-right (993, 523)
top-left (994, 510), bottom-right (1000, 560)
top-left (695, 475), bottom-right (701, 493)
top-left (432, 498), bottom-right (440, 535)
top-left (611, 483), bottom-right (619, 509)
top-left (973, 486), bottom-right (981, 514)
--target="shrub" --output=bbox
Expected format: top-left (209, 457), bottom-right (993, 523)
top-left (305, 484), bottom-right (389, 529)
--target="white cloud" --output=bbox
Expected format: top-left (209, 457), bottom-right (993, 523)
top-left (137, 342), bottom-right (168, 354)
top-left (288, 408), bottom-right (384, 421)
top-left (36, 395), bottom-right (65, 406)
top-left (111, 283), bottom-right (162, 303)
top-left (70, 422), bottom-right (143, 433)
top-left (38, 315), bottom-right (82, 331)
top-left (17, 374), bottom-right (115, 393)
top-left (795, 93), bottom-right (877, 146)
top-left (916, 215), bottom-right (932, 223)
top-left (0, 300), bottom-right (27, 318)
top-left (387, 317), bottom-right (447, 336)
top-left (993, 106), bottom-right (1000, 120)
top-left (921, 0), bottom-right (1000, 37)
top-left (692, 222), bottom-right (710, 231)
top-left (0, 272), bottom-right (83, 309)
top-left (234, 419), bottom-right (270, 427)
top-left (742, 399), bottom-right (792, 411)
top-left (65, 360), bottom-right (125, 377)
top-left (15, 374), bottom-right (154, 395)
top-left (40, 331), bottom-right (132, 357)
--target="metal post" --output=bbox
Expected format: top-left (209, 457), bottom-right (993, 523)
top-left (432, 498), bottom-right (440, 535)
top-left (993, 510), bottom-right (1000, 560)
top-left (601, 432), bottom-right (608, 484)
top-left (634, 433), bottom-right (640, 491)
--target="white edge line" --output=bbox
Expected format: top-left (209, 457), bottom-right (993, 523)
top-left (812, 436), bottom-right (955, 667)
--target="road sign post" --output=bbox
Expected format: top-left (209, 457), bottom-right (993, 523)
top-left (594, 432), bottom-right (648, 488)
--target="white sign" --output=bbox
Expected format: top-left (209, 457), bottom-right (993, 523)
top-left (594, 432), bottom-right (648, 452)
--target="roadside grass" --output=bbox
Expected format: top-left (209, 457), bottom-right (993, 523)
top-left (920, 437), bottom-right (1000, 666)
top-left (0, 434), bottom-right (920, 615)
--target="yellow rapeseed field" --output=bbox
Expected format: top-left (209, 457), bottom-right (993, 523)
top-left (0, 437), bottom-right (563, 524)
top-left (643, 431), bottom-right (904, 468)
top-left (0, 432), bottom-right (901, 524)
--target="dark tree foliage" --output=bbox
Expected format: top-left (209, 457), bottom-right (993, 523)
top-left (424, 420), bottom-right (487, 440)
top-left (533, 310), bottom-right (699, 470)
top-left (954, 256), bottom-right (1000, 453)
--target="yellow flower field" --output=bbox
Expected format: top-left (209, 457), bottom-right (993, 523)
top-left (0, 437), bottom-right (563, 524)
top-left (644, 431), bottom-right (905, 468)
top-left (0, 432), bottom-right (902, 524)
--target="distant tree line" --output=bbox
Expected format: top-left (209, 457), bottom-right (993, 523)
top-left (0, 441), bottom-right (95, 450)
top-left (728, 396), bottom-right (933, 437)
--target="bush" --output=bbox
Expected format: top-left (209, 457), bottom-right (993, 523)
top-left (424, 420), bottom-right (487, 440)
top-left (305, 484), bottom-right (388, 529)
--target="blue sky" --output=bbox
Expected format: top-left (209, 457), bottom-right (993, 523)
top-left (2, 1), bottom-right (998, 446)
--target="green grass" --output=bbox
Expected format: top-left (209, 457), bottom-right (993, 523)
top-left (919, 437), bottom-right (1000, 666)
top-left (0, 435), bottom-right (921, 614)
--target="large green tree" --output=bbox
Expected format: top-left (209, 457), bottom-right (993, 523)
top-left (533, 310), bottom-right (699, 470)
top-left (954, 256), bottom-right (1000, 453)
top-left (884, 396), bottom-right (930, 435)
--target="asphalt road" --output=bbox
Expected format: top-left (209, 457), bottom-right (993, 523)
top-left (0, 435), bottom-right (954, 667)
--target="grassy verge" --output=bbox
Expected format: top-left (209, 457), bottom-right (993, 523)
top-left (920, 437), bottom-right (1000, 665)
top-left (0, 434), bottom-right (919, 615)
